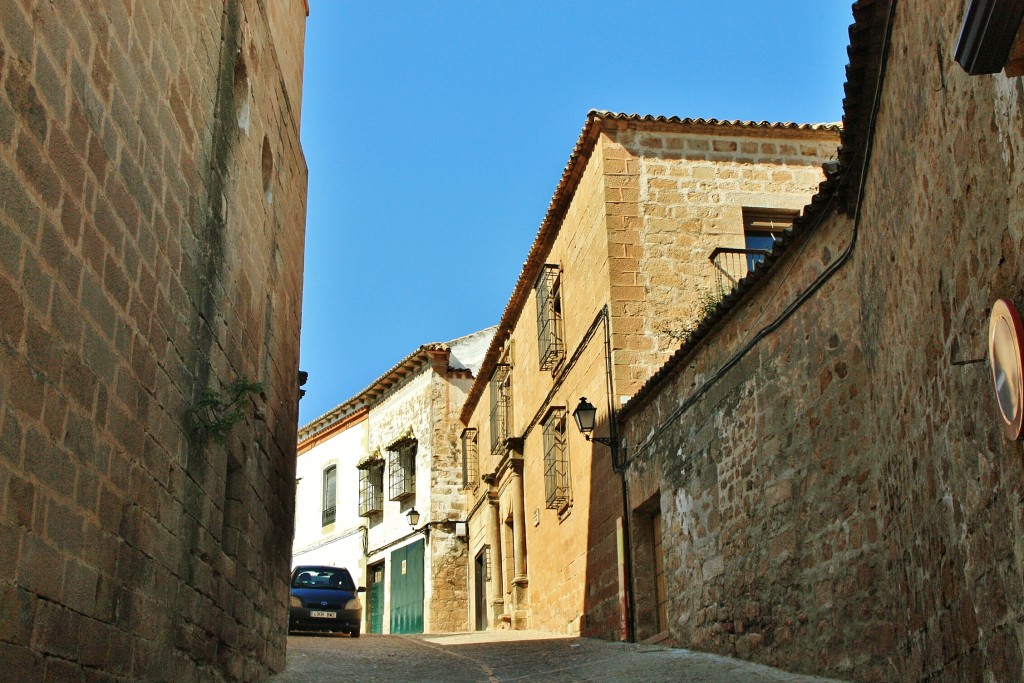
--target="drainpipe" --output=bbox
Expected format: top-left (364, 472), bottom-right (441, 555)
top-left (601, 307), bottom-right (635, 643)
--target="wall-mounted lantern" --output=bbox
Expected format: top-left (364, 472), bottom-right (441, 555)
top-left (406, 507), bottom-right (420, 529)
top-left (572, 397), bottom-right (617, 448)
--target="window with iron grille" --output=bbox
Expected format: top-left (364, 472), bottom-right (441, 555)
top-left (535, 264), bottom-right (564, 371)
top-left (462, 428), bottom-right (479, 489)
top-left (322, 465), bottom-right (337, 526)
top-left (388, 441), bottom-right (416, 501)
top-left (358, 461), bottom-right (383, 516)
top-left (543, 408), bottom-right (570, 509)
top-left (489, 364), bottom-right (512, 455)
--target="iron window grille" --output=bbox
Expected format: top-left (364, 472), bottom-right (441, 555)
top-left (322, 465), bottom-right (337, 526)
top-left (543, 408), bottom-right (570, 509)
top-left (535, 264), bottom-right (564, 371)
top-left (489, 363), bottom-right (512, 455)
top-left (358, 461), bottom-right (383, 516)
top-left (388, 441), bottom-right (416, 501)
top-left (462, 428), bottom-right (479, 489)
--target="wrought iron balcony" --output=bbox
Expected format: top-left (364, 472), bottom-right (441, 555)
top-left (709, 247), bottom-right (771, 298)
top-left (322, 505), bottom-right (336, 527)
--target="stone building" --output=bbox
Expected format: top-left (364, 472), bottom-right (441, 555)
top-left (0, 1), bottom-right (308, 680)
top-left (618, 0), bottom-right (1024, 680)
top-left (459, 111), bottom-right (838, 639)
top-left (295, 327), bottom-right (494, 635)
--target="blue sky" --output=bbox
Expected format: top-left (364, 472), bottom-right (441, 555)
top-left (297, 2), bottom-right (854, 426)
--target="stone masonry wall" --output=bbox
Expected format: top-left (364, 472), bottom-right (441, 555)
top-left (601, 122), bottom-right (839, 398)
top-left (0, 1), bottom-right (307, 680)
top-left (466, 121), bottom-right (837, 644)
top-left (427, 368), bottom-right (472, 633)
top-left (365, 363), bottom-right (471, 634)
top-left (621, 2), bottom-right (1024, 680)
top-left (494, 139), bottom-right (615, 637)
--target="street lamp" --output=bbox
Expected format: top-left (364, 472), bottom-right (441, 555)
top-left (406, 507), bottom-right (420, 529)
top-left (572, 397), bottom-right (598, 435)
top-left (572, 397), bottom-right (616, 447)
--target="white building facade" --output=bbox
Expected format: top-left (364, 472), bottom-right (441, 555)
top-left (294, 327), bottom-right (495, 634)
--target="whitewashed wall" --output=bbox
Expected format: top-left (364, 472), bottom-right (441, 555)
top-left (292, 416), bottom-right (369, 589)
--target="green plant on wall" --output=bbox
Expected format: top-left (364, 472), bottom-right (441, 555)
top-left (659, 289), bottom-right (723, 345)
top-left (190, 378), bottom-right (263, 444)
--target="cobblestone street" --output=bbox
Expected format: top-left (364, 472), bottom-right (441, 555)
top-left (269, 631), bottom-right (849, 683)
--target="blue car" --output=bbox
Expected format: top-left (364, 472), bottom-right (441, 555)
top-left (288, 565), bottom-right (365, 637)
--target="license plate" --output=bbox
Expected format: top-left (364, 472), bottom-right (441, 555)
top-left (310, 611), bottom-right (337, 619)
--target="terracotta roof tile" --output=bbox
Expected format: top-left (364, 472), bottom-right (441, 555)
top-left (298, 342), bottom-right (450, 442)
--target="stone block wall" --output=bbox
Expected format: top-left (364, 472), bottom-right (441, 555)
top-left (363, 361), bottom-right (472, 633)
top-left (464, 117), bottom-right (837, 643)
top-left (620, 1), bottom-right (1024, 680)
top-left (601, 122), bottom-right (839, 398)
top-left (0, 1), bottom-right (307, 680)
top-left (426, 367), bottom-right (473, 632)
top-left (472, 141), bottom-right (616, 636)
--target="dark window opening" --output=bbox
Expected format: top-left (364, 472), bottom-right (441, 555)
top-left (462, 428), bottom-right (479, 488)
top-left (388, 441), bottom-right (417, 501)
top-left (536, 264), bottom-right (565, 371)
top-left (358, 461), bottom-right (384, 516)
top-left (543, 408), bottom-right (570, 509)
top-left (489, 364), bottom-right (512, 455)
top-left (322, 465), bottom-right (336, 526)
top-left (743, 207), bottom-right (798, 270)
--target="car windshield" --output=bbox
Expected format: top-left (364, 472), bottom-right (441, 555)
top-left (292, 567), bottom-right (356, 591)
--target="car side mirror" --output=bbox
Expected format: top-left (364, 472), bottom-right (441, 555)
top-left (357, 586), bottom-right (366, 593)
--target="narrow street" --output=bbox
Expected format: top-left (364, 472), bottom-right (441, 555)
top-left (270, 631), bottom-right (849, 683)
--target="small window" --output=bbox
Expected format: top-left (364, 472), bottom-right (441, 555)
top-left (322, 465), bottom-right (336, 526)
top-left (542, 408), bottom-right (570, 509)
top-left (388, 441), bottom-right (416, 501)
top-left (535, 264), bottom-right (564, 371)
top-left (742, 208), bottom-right (798, 271)
top-left (489, 364), bottom-right (512, 455)
top-left (358, 461), bottom-right (383, 516)
top-left (462, 428), bottom-right (479, 489)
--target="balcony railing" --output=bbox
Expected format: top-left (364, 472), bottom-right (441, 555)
top-left (322, 505), bottom-right (336, 527)
top-left (709, 247), bottom-right (771, 298)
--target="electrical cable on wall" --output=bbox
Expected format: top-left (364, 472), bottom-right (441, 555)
top-left (623, 0), bottom-right (899, 467)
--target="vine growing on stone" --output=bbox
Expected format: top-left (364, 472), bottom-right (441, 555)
top-left (189, 378), bottom-right (263, 445)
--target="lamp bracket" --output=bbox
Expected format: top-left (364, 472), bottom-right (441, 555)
top-left (586, 435), bottom-right (617, 447)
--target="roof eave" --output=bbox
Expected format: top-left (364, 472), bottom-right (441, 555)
top-left (298, 343), bottom-right (450, 441)
top-left (460, 111), bottom-right (843, 425)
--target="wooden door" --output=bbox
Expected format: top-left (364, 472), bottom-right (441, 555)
top-left (474, 549), bottom-right (488, 631)
top-left (652, 511), bottom-right (667, 632)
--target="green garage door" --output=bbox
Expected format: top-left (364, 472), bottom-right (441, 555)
top-left (390, 539), bottom-right (424, 634)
